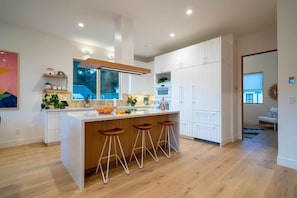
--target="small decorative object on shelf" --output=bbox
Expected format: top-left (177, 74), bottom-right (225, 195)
top-left (57, 71), bottom-right (65, 77)
top-left (45, 67), bottom-right (55, 75)
top-left (44, 82), bottom-right (52, 89)
top-left (85, 94), bottom-right (91, 108)
top-left (127, 96), bottom-right (137, 106)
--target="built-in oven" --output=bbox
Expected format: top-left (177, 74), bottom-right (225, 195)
top-left (155, 82), bottom-right (171, 98)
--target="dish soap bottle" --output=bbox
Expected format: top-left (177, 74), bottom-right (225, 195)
top-left (161, 97), bottom-right (166, 111)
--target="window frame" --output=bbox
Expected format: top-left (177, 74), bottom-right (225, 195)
top-left (243, 72), bottom-right (264, 104)
top-left (72, 59), bottom-right (121, 100)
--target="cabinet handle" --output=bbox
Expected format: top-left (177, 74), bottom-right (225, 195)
top-left (179, 86), bottom-right (184, 103)
top-left (192, 85), bottom-right (195, 104)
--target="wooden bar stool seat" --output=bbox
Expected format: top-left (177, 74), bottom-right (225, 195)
top-left (96, 128), bottom-right (129, 184)
top-left (129, 123), bottom-right (158, 168)
top-left (156, 121), bottom-right (179, 158)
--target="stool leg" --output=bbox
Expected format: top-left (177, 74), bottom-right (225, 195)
top-left (170, 125), bottom-right (179, 153)
top-left (141, 130), bottom-right (145, 168)
top-left (157, 125), bottom-right (179, 158)
top-left (96, 136), bottom-right (108, 174)
top-left (146, 129), bottom-right (158, 162)
top-left (115, 136), bottom-right (129, 174)
top-left (96, 136), bottom-right (112, 184)
top-left (113, 137), bottom-right (118, 167)
top-left (129, 130), bottom-right (144, 168)
top-left (156, 125), bottom-right (165, 152)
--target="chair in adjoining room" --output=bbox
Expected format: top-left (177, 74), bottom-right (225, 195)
top-left (96, 128), bottom-right (129, 184)
top-left (258, 107), bottom-right (278, 131)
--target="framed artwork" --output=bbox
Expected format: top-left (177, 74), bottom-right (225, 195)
top-left (0, 50), bottom-right (19, 109)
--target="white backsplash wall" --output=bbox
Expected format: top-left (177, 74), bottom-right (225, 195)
top-left (0, 22), bottom-right (152, 148)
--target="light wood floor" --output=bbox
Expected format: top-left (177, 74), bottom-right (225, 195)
top-left (1, 129), bottom-right (297, 198)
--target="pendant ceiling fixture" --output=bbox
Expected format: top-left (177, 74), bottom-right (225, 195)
top-left (82, 58), bottom-right (151, 75)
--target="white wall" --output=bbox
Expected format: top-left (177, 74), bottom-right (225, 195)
top-left (243, 51), bottom-right (278, 124)
top-left (277, 0), bottom-right (297, 170)
top-left (236, 28), bottom-right (277, 138)
top-left (131, 60), bottom-right (154, 94)
top-left (0, 22), bottom-right (152, 148)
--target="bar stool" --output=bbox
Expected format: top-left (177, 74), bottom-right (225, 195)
top-left (96, 128), bottom-right (129, 184)
top-left (156, 121), bottom-right (179, 158)
top-left (129, 123), bottom-right (158, 168)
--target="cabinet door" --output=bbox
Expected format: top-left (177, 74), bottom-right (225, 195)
top-left (171, 68), bottom-right (193, 129)
top-left (192, 122), bottom-right (220, 143)
top-left (45, 111), bottom-right (61, 144)
top-left (192, 42), bottom-right (204, 66)
top-left (192, 37), bottom-right (221, 66)
top-left (192, 111), bottom-right (220, 125)
top-left (203, 37), bottom-right (221, 64)
top-left (192, 63), bottom-right (221, 111)
top-left (180, 121), bottom-right (193, 137)
top-left (155, 50), bottom-right (181, 73)
top-left (180, 45), bottom-right (194, 68)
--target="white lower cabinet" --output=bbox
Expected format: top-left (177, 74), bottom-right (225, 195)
top-left (43, 111), bottom-right (61, 145)
top-left (43, 108), bottom-right (94, 145)
top-left (192, 123), bottom-right (220, 143)
top-left (180, 121), bottom-right (193, 138)
top-left (192, 111), bottom-right (221, 143)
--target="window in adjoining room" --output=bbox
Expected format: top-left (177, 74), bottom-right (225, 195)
top-left (72, 60), bottom-right (120, 100)
top-left (243, 72), bottom-right (263, 104)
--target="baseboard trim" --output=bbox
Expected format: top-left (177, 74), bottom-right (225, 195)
top-left (277, 155), bottom-right (297, 170)
top-left (0, 137), bottom-right (43, 148)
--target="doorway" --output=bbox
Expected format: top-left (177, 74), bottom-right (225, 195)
top-left (242, 50), bottom-right (278, 140)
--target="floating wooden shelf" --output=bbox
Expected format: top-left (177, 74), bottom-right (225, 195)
top-left (43, 89), bottom-right (68, 93)
top-left (43, 74), bottom-right (67, 79)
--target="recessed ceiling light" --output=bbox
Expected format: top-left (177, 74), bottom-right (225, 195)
top-left (170, 33), bottom-right (175, 38)
top-left (78, 22), bottom-right (84, 28)
top-left (0, 51), bottom-right (4, 54)
top-left (186, 9), bottom-right (193, 15)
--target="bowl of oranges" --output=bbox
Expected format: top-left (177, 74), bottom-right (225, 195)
top-left (95, 106), bottom-right (115, 115)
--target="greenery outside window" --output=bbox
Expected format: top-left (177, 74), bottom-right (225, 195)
top-left (72, 60), bottom-right (120, 100)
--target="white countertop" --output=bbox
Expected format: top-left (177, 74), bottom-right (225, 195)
top-left (63, 109), bottom-right (179, 122)
top-left (43, 107), bottom-right (95, 112)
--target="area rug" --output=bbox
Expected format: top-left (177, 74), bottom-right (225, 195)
top-left (243, 126), bottom-right (264, 139)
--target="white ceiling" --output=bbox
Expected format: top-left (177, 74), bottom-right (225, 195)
top-left (0, 0), bottom-right (277, 61)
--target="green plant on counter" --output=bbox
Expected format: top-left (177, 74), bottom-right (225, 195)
top-left (41, 93), bottom-right (64, 110)
top-left (127, 96), bottom-right (137, 106)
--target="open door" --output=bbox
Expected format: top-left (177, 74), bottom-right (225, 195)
top-left (242, 50), bottom-right (277, 140)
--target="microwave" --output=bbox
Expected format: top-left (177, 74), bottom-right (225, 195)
top-left (155, 82), bottom-right (171, 97)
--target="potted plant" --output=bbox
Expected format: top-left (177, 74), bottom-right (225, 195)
top-left (41, 93), bottom-right (62, 110)
top-left (127, 96), bottom-right (137, 106)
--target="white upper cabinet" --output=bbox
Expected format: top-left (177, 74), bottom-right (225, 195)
top-left (154, 37), bottom-right (221, 73)
top-left (179, 45), bottom-right (194, 68)
top-left (154, 49), bottom-right (182, 73)
top-left (192, 37), bottom-right (221, 66)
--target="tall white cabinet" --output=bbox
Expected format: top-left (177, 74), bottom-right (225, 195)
top-left (156, 35), bottom-right (234, 146)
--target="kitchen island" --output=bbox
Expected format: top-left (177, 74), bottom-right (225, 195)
top-left (60, 109), bottom-right (180, 189)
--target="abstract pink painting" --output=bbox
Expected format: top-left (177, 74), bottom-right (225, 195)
top-left (0, 50), bottom-right (19, 109)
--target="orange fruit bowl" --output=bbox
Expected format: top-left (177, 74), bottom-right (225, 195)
top-left (95, 106), bottom-right (115, 114)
